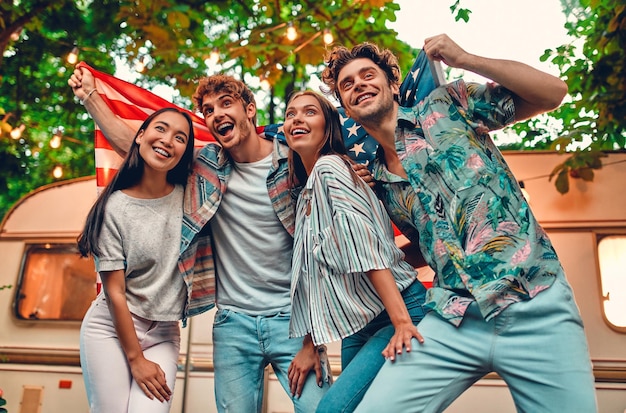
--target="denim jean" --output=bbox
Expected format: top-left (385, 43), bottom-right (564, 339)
top-left (354, 276), bottom-right (598, 413)
top-left (212, 309), bottom-right (329, 413)
top-left (80, 294), bottom-right (180, 413)
top-left (316, 280), bottom-right (428, 413)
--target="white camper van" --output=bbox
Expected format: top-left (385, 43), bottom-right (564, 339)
top-left (1, 152), bottom-right (625, 413)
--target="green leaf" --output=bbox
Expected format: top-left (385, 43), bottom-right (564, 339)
top-left (576, 167), bottom-right (595, 181)
top-left (454, 8), bottom-right (472, 23)
top-left (555, 170), bottom-right (570, 194)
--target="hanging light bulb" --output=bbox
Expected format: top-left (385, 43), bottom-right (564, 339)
top-left (50, 130), bottom-right (62, 149)
top-left (134, 56), bottom-right (146, 73)
top-left (10, 124), bottom-right (25, 139)
top-left (67, 46), bottom-right (79, 64)
top-left (209, 48), bottom-right (220, 65)
top-left (323, 29), bottom-right (333, 45)
top-left (260, 75), bottom-right (270, 90)
top-left (286, 22), bottom-right (297, 41)
top-left (52, 165), bottom-right (64, 179)
top-left (10, 27), bottom-right (22, 41)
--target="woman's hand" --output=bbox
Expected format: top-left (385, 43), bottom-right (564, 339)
top-left (129, 356), bottom-right (172, 402)
top-left (101, 270), bottom-right (172, 403)
top-left (382, 321), bottom-right (424, 361)
top-left (288, 335), bottom-right (322, 397)
top-left (68, 66), bottom-right (96, 102)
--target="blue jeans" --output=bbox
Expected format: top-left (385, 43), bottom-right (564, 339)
top-left (316, 280), bottom-right (428, 413)
top-left (212, 309), bottom-right (328, 413)
top-left (354, 276), bottom-right (598, 413)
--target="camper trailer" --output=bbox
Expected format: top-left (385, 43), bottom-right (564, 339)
top-left (1, 151), bottom-right (625, 413)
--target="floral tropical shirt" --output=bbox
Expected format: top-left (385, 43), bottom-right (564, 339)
top-left (372, 79), bottom-right (563, 326)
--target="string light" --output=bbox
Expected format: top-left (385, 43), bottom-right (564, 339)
top-left (33, 15), bottom-right (340, 89)
top-left (209, 47), bottom-right (220, 65)
top-left (286, 22), bottom-right (297, 41)
top-left (10, 27), bottom-right (22, 41)
top-left (52, 165), bottom-right (63, 179)
top-left (50, 130), bottom-right (62, 149)
top-left (67, 46), bottom-right (79, 64)
top-left (134, 56), bottom-right (146, 73)
top-left (259, 75), bottom-right (271, 90)
top-left (10, 124), bottom-right (25, 140)
top-left (323, 29), bottom-right (333, 45)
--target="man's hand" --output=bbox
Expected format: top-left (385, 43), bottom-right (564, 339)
top-left (352, 162), bottom-right (375, 188)
top-left (288, 335), bottom-right (322, 398)
top-left (423, 33), bottom-right (470, 69)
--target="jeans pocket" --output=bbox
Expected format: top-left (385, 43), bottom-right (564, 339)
top-left (213, 309), bottom-right (231, 326)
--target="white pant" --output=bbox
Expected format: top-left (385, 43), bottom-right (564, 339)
top-left (80, 294), bottom-right (181, 413)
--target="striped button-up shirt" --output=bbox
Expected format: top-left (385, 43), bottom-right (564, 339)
top-left (178, 138), bottom-right (295, 326)
top-left (290, 155), bottom-right (417, 345)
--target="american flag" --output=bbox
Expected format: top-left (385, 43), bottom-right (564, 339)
top-left (83, 51), bottom-right (438, 292)
top-left (261, 49), bottom-right (440, 170)
top-left (82, 49), bottom-right (438, 191)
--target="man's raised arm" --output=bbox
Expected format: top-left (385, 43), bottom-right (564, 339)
top-left (423, 34), bottom-right (568, 121)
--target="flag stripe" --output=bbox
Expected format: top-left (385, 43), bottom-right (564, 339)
top-left (78, 62), bottom-right (217, 192)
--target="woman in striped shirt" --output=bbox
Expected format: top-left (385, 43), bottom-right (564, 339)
top-left (284, 90), bottom-right (428, 413)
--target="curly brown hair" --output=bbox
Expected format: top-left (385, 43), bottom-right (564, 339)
top-left (192, 74), bottom-right (258, 126)
top-left (321, 42), bottom-right (402, 105)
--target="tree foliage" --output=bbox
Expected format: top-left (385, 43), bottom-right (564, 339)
top-left (0, 0), bottom-right (416, 220)
top-left (1, 0), bottom-right (625, 222)
top-left (505, 0), bottom-right (626, 193)
top-left (1, 0), bottom-right (118, 220)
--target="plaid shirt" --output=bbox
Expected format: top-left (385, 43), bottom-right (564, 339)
top-left (178, 138), bottom-right (294, 326)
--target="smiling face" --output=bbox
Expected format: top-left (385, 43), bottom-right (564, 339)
top-left (284, 94), bottom-right (328, 165)
top-left (336, 57), bottom-right (399, 125)
top-left (200, 92), bottom-right (256, 152)
top-left (135, 111), bottom-right (191, 174)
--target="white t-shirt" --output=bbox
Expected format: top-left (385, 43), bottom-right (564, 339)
top-left (210, 153), bottom-right (293, 315)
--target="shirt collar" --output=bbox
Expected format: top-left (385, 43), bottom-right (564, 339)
top-left (397, 105), bottom-right (418, 126)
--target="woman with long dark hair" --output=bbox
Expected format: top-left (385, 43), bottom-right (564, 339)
top-left (78, 107), bottom-right (195, 413)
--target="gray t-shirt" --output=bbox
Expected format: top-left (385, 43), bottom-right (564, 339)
top-left (96, 185), bottom-right (186, 321)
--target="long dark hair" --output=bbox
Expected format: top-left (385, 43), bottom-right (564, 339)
top-left (286, 90), bottom-right (357, 188)
top-left (77, 107), bottom-right (195, 257)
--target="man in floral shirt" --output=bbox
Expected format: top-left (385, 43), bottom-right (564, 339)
top-left (321, 34), bottom-right (597, 412)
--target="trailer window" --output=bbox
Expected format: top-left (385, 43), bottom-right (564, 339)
top-left (598, 235), bottom-right (626, 329)
top-left (15, 243), bottom-right (96, 321)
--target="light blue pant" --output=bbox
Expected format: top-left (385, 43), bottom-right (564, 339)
top-left (354, 276), bottom-right (598, 413)
top-left (212, 309), bottom-right (328, 413)
top-left (80, 294), bottom-right (180, 413)
top-left (316, 280), bottom-right (428, 413)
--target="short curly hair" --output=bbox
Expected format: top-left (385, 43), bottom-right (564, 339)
top-left (192, 74), bottom-right (257, 126)
top-left (321, 42), bottom-right (401, 105)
